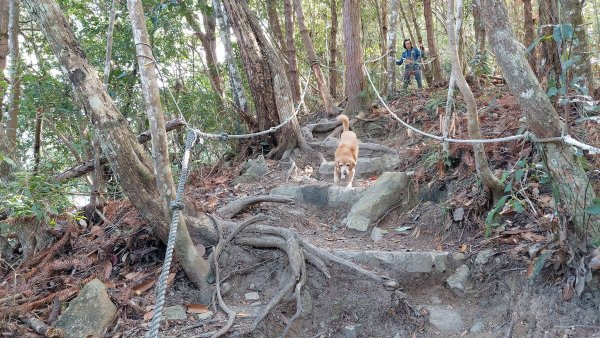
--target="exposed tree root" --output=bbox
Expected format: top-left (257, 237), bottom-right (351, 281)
top-left (217, 196), bottom-right (295, 218)
top-left (20, 316), bottom-right (66, 338)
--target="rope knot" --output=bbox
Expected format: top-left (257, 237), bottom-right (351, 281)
top-left (170, 201), bottom-right (185, 211)
top-left (218, 132), bottom-right (229, 141)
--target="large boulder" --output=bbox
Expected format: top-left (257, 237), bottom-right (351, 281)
top-left (344, 172), bottom-right (410, 231)
top-left (54, 279), bottom-right (117, 338)
top-left (233, 155), bottom-right (269, 185)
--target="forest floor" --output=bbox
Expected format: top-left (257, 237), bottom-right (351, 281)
top-left (1, 84), bottom-right (600, 337)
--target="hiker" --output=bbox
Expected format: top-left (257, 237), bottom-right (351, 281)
top-left (396, 39), bottom-right (423, 90)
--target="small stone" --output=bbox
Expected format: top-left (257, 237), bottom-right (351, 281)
top-left (249, 283), bottom-right (256, 290)
top-left (370, 227), bottom-right (384, 242)
top-left (475, 249), bottom-right (494, 266)
top-left (244, 292), bottom-right (260, 301)
top-left (220, 282), bottom-right (232, 295)
top-left (427, 305), bottom-right (464, 333)
top-left (470, 321), bottom-right (484, 333)
top-left (341, 324), bottom-right (363, 338)
top-left (197, 311), bottom-right (214, 320)
top-left (446, 265), bottom-right (471, 297)
top-left (163, 305), bottom-right (187, 320)
top-left (250, 301), bottom-right (262, 307)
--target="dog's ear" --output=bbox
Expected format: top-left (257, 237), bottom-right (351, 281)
top-left (350, 159), bottom-right (357, 168)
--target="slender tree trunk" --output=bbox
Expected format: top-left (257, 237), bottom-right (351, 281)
top-left (103, 0), bottom-right (116, 91)
top-left (424, 0), bottom-right (442, 84)
top-left (266, 0), bottom-right (286, 52)
top-left (329, 0), bottom-right (340, 100)
top-left (523, 0), bottom-right (537, 76)
top-left (222, 0), bottom-right (308, 159)
top-left (283, 0), bottom-right (301, 103)
top-left (6, 0), bottom-right (21, 148)
top-left (182, 4), bottom-right (223, 101)
top-left (448, 0), bottom-right (503, 195)
top-left (386, 0), bottom-right (399, 95)
top-left (562, 0), bottom-right (595, 92)
top-left (0, 1), bottom-right (9, 112)
top-left (398, 1), bottom-right (415, 43)
top-left (443, 0), bottom-right (463, 153)
top-left (33, 108), bottom-right (43, 173)
top-left (538, 0), bottom-right (561, 86)
top-left (293, 0), bottom-right (334, 115)
top-left (343, 0), bottom-right (368, 115)
top-left (408, 0), bottom-right (423, 46)
top-left (379, 0), bottom-right (387, 90)
top-left (479, 0), bottom-right (599, 235)
top-left (23, 0), bottom-right (216, 302)
top-left (211, 0), bottom-right (253, 129)
top-left (472, 0), bottom-right (485, 89)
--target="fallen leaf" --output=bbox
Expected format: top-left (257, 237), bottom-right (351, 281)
top-left (395, 226), bottom-right (412, 233)
top-left (143, 310), bottom-right (154, 321)
top-left (104, 281), bottom-right (116, 289)
top-left (133, 279), bottom-right (156, 295)
top-left (124, 272), bottom-right (142, 280)
top-left (207, 195), bottom-right (218, 208)
top-left (563, 279), bottom-right (575, 301)
top-left (459, 244), bottom-right (468, 253)
top-left (187, 304), bottom-right (209, 314)
top-left (166, 273), bottom-right (176, 287)
top-left (520, 232), bottom-right (547, 242)
top-left (236, 312), bottom-right (251, 318)
top-left (90, 225), bottom-right (103, 237)
top-left (103, 261), bottom-right (113, 279)
top-left (499, 235), bottom-right (520, 245)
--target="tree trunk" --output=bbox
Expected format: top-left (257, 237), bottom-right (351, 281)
top-left (448, 0), bottom-right (503, 195)
top-left (211, 0), bottom-right (253, 128)
top-left (523, 0), bottom-right (537, 76)
top-left (222, 0), bottom-right (308, 159)
top-left (23, 0), bottom-right (215, 302)
top-left (379, 0), bottom-right (387, 90)
top-left (293, 0), bottom-right (334, 115)
top-left (386, 0), bottom-right (399, 96)
top-left (6, 0), bottom-right (21, 148)
top-left (33, 108), bottom-right (43, 173)
top-left (407, 0), bottom-right (423, 46)
top-left (479, 0), bottom-right (599, 235)
top-left (283, 0), bottom-right (301, 103)
top-left (424, 0), bottom-right (442, 85)
top-left (182, 3), bottom-right (223, 101)
top-left (443, 0), bottom-right (463, 153)
top-left (0, 0), bottom-right (9, 112)
top-left (329, 0), bottom-right (340, 100)
top-left (343, 0), bottom-right (368, 115)
top-left (266, 0), bottom-right (286, 53)
top-left (562, 0), bottom-right (595, 93)
top-left (538, 0), bottom-right (561, 86)
top-left (398, 1), bottom-right (415, 44)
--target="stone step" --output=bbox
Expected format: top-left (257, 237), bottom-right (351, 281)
top-left (270, 184), bottom-right (366, 210)
top-left (319, 155), bottom-right (401, 178)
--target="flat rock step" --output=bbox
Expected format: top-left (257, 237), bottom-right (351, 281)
top-left (319, 155), bottom-right (401, 178)
top-left (270, 184), bottom-right (366, 210)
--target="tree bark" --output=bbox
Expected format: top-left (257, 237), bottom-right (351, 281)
top-left (329, 0), bottom-right (340, 100)
top-left (343, 0), bottom-right (368, 115)
top-left (33, 108), bottom-right (43, 173)
top-left (523, 0), bottom-right (536, 76)
top-left (386, 0), bottom-right (399, 95)
top-left (398, 1), bottom-right (415, 44)
top-left (222, 0), bottom-right (308, 159)
top-left (283, 0), bottom-right (301, 103)
top-left (538, 0), bottom-right (561, 86)
top-left (424, 0), bottom-right (442, 85)
top-left (127, 0), bottom-right (212, 297)
top-left (379, 0), bottom-right (388, 90)
top-left (266, 0), bottom-right (286, 53)
top-left (562, 0), bottom-right (595, 93)
top-left (479, 0), bottom-right (599, 235)
top-left (0, 0), bottom-right (9, 112)
top-left (6, 0), bottom-right (21, 148)
top-left (292, 0), bottom-right (334, 115)
top-left (448, 0), bottom-right (503, 195)
top-left (23, 0), bottom-right (215, 302)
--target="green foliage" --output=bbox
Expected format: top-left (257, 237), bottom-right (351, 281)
top-left (0, 171), bottom-right (73, 224)
top-left (468, 51), bottom-right (492, 77)
top-left (423, 90), bottom-right (447, 117)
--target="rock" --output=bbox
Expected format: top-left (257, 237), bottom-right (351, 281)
top-left (370, 227), bottom-right (384, 242)
top-left (446, 265), bottom-right (471, 297)
top-left (430, 295), bottom-right (442, 305)
top-left (475, 249), bottom-right (494, 266)
top-left (470, 321), bottom-right (485, 333)
top-left (220, 282), bottom-right (232, 296)
top-left (233, 155), bottom-right (269, 184)
top-left (426, 305), bottom-right (464, 333)
top-left (318, 155), bottom-right (401, 179)
top-left (270, 185), bottom-right (365, 210)
top-left (197, 311), bottom-right (214, 320)
top-left (54, 279), bottom-right (117, 338)
top-left (344, 172), bottom-right (410, 231)
top-left (163, 305), bottom-right (187, 320)
top-left (244, 292), bottom-right (260, 301)
top-left (341, 324), bottom-right (363, 338)
top-left (333, 250), bottom-right (448, 274)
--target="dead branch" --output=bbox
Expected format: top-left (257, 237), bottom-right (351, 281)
top-left (217, 196), bottom-right (294, 219)
top-left (20, 316), bottom-right (66, 338)
top-left (54, 118), bottom-right (186, 182)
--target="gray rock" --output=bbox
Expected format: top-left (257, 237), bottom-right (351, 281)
top-left (333, 250), bottom-right (448, 274)
top-left (220, 282), bottom-right (232, 296)
top-left (270, 184), bottom-right (365, 210)
top-left (426, 305), bottom-right (464, 333)
top-left (430, 295), bottom-right (442, 305)
top-left (233, 155), bottom-right (269, 184)
top-left (470, 321), bottom-right (485, 333)
top-left (446, 265), bottom-right (471, 297)
top-left (319, 155), bottom-right (401, 178)
top-left (54, 279), bottom-right (117, 338)
top-left (163, 305), bottom-right (187, 320)
top-left (197, 311), bottom-right (214, 320)
top-left (370, 227), bottom-right (384, 242)
top-left (475, 249), bottom-right (494, 266)
top-left (344, 172), bottom-right (410, 231)
top-left (341, 324), bottom-right (363, 338)
top-left (244, 291), bottom-right (260, 301)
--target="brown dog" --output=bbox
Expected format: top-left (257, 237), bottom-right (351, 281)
top-left (334, 114), bottom-right (359, 187)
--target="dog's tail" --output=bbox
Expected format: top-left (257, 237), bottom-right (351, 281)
top-left (337, 114), bottom-right (350, 132)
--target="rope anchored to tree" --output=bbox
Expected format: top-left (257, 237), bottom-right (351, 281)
top-left (147, 129), bottom-right (197, 338)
